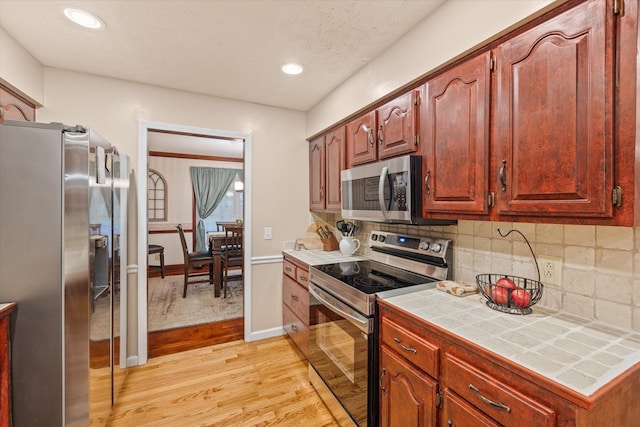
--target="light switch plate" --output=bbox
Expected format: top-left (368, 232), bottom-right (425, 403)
top-left (264, 227), bottom-right (272, 240)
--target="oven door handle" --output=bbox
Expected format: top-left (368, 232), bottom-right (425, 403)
top-left (309, 283), bottom-right (372, 334)
top-left (378, 166), bottom-right (390, 219)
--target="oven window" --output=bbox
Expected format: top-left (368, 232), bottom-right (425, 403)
top-left (309, 300), bottom-right (369, 426)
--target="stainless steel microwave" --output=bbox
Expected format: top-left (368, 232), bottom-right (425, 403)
top-left (341, 154), bottom-right (456, 225)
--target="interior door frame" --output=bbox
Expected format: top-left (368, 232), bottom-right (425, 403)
top-left (137, 121), bottom-right (252, 365)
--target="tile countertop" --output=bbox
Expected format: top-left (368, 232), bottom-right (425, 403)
top-left (282, 249), bottom-right (366, 266)
top-left (382, 288), bottom-right (640, 398)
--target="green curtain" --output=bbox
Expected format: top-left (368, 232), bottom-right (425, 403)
top-left (190, 167), bottom-right (240, 251)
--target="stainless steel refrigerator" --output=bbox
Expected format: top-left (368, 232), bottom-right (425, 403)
top-left (0, 120), bottom-right (127, 426)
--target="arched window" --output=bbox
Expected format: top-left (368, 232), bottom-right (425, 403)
top-left (148, 169), bottom-right (167, 221)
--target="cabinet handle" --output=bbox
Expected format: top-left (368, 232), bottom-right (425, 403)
top-left (487, 192), bottom-right (495, 208)
top-left (425, 170), bottom-right (431, 195)
top-left (380, 368), bottom-right (387, 394)
top-left (291, 295), bottom-right (299, 302)
top-left (299, 276), bottom-right (308, 283)
top-left (291, 324), bottom-right (298, 332)
top-left (393, 337), bottom-right (417, 354)
top-left (378, 125), bottom-right (384, 145)
top-left (320, 186), bottom-right (324, 199)
top-left (285, 266), bottom-right (293, 273)
top-left (499, 160), bottom-right (507, 192)
top-left (362, 124), bottom-right (374, 147)
top-left (447, 421), bottom-right (453, 427)
top-left (468, 384), bottom-right (511, 413)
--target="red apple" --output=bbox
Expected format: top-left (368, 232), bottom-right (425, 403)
top-left (511, 288), bottom-right (531, 307)
top-left (490, 286), bottom-right (509, 304)
top-left (496, 277), bottom-right (517, 289)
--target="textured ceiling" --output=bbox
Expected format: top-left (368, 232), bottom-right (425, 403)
top-left (0, 0), bottom-right (445, 112)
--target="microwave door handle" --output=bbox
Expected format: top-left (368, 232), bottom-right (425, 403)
top-left (378, 166), bottom-right (390, 219)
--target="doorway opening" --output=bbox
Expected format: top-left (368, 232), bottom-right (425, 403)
top-left (137, 121), bottom-right (252, 364)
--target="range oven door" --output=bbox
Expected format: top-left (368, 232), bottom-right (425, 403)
top-left (308, 283), bottom-right (375, 427)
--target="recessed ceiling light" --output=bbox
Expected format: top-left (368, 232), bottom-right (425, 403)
top-left (63, 7), bottom-right (104, 30)
top-left (281, 63), bottom-right (304, 75)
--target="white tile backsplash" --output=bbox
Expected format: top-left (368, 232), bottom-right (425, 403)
top-left (379, 220), bottom-right (640, 332)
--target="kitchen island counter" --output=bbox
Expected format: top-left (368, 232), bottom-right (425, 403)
top-left (381, 288), bottom-right (640, 398)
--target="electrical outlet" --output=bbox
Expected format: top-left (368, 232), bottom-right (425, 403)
top-left (264, 227), bottom-right (273, 240)
top-left (539, 256), bottom-right (562, 286)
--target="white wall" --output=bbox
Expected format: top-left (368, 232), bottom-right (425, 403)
top-left (306, 0), bottom-right (557, 136)
top-left (33, 68), bottom-right (309, 344)
top-left (0, 27), bottom-right (43, 105)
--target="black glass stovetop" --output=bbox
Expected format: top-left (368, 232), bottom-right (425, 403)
top-left (313, 259), bottom-right (432, 295)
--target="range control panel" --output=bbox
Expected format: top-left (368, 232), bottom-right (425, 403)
top-left (369, 231), bottom-right (451, 258)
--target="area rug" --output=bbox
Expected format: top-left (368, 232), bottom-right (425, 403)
top-left (90, 276), bottom-right (243, 340)
top-left (148, 275), bottom-right (243, 332)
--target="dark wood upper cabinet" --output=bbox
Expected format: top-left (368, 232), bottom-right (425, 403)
top-left (346, 91), bottom-right (419, 168)
top-left (309, 137), bottom-right (326, 211)
top-left (493, 0), bottom-right (614, 219)
top-left (377, 90), bottom-right (419, 160)
top-left (421, 52), bottom-right (491, 217)
top-left (0, 83), bottom-right (36, 122)
top-left (324, 127), bottom-right (345, 211)
top-left (309, 127), bottom-right (345, 213)
top-left (346, 110), bottom-right (377, 168)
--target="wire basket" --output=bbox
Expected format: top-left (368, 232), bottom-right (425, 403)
top-left (476, 274), bottom-right (544, 315)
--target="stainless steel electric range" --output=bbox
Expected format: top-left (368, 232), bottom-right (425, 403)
top-left (308, 231), bottom-right (452, 427)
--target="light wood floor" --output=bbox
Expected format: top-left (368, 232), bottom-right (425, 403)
top-left (93, 336), bottom-right (339, 426)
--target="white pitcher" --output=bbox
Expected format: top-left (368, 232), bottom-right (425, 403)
top-left (339, 236), bottom-right (361, 256)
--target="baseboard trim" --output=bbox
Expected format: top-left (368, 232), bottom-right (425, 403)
top-left (247, 326), bottom-right (285, 342)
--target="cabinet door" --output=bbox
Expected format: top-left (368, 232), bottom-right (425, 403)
top-left (347, 110), bottom-right (377, 167)
top-left (422, 52), bottom-right (491, 216)
top-left (0, 84), bottom-right (36, 122)
top-left (440, 389), bottom-right (501, 427)
top-left (378, 90), bottom-right (419, 160)
top-left (325, 127), bottom-right (345, 212)
top-left (380, 345), bottom-right (437, 427)
top-left (309, 137), bottom-right (326, 211)
top-left (494, 0), bottom-right (614, 218)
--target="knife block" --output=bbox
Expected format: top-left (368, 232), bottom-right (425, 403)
top-left (322, 233), bottom-right (340, 251)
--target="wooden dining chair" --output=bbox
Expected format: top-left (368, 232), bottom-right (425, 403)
top-left (176, 224), bottom-right (214, 298)
top-left (221, 226), bottom-right (243, 298)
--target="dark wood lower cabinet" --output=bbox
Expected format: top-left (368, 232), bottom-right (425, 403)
top-left (440, 390), bottom-right (500, 427)
top-left (0, 303), bottom-right (16, 427)
top-left (380, 345), bottom-right (437, 427)
top-left (378, 298), bottom-right (640, 427)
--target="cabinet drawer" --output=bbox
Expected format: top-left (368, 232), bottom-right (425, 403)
top-left (283, 259), bottom-right (297, 279)
top-left (380, 317), bottom-right (439, 378)
top-left (296, 268), bottom-right (309, 289)
top-left (441, 389), bottom-right (500, 427)
top-left (443, 354), bottom-right (556, 427)
top-left (283, 304), bottom-right (309, 357)
top-left (283, 275), bottom-right (309, 321)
